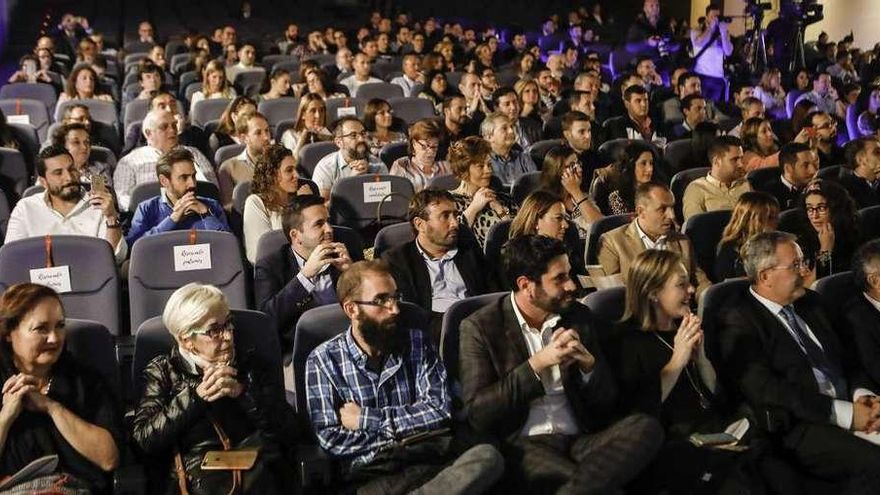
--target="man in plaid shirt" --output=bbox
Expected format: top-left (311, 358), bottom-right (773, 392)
top-left (305, 260), bottom-right (503, 494)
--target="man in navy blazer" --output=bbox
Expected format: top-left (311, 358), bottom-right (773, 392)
top-left (382, 189), bottom-right (499, 344)
top-left (718, 231), bottom-right (880, 491)
top-left (254, 194), bottom-right (353, 352)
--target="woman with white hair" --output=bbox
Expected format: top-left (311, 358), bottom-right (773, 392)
top-left (132, 283), bottom-right (298, 495)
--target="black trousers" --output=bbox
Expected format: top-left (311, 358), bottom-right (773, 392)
top-left (499, 413), bottom-right (664, 495)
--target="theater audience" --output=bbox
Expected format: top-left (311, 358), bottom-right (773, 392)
top-left (303, 68), bottom-right (347, 100)
top-left (838, 137), bottom-right (880, 209)
top-left (447, 136), bottom-right (517, 249)
top-left (217, 112), bottom-right (270, 210)
top-left (127, 148), bottom-right (230, 246)
top-left (756, 142), bottom-right (819, 210)
top-left (115, 109), bottom-right (217, 211)
top-left (795, 72), bottom-right (838, 116)
top-left (605, 85), bottom-right (662, 142)
top-left (55, 63), bottom-right (113, 110)
top-left (718, 231), bottom-right (880, 493)
top-left (846, 239), bottom-right (880, 387)
top-left (364, 98), bottom-right (406, 157)
top-left (339, 52), bottom-right (382, 97)
top-left (256, 68), bottom-right (291, 102)
top-left (669, 94), bottom-right (707, 140)
top-left (123, 91), bottom-right (207, 156)
top-left (311, 116), bottom-right (388, 200)
top-left (417, 70), bottom-right (449, 115)
top-left (598, 182), bottom-right (710, 294)
top-left (254, 194), bottom-right (353, 352)
top-left (305, 260), bottom-right (503, 493)
top-left (132, 283), bottom-right (298, 494)
top-left (459, 234), bottom-right (663, 493)
top-left (561, 111), bottom-right (602, 180)
top-left (682, 135), bottom-right (751, 221)
top-left (389, 119), bottom-right (450, 192)
top-left (857, 85), bottom-right (880, 138)
top-left (0, 284), bottom-right (120, 492)
top-left (482, 113), bottom-right (537, 186)
top-left (493, 86), bottom-right (542, 150)
top-left (592, 140), bottom-right (659, 215)
top-left (50, 122), bottom-right (112, 187)
top-left (280, 93), bottom-right (332, 156)
top-left (208, 96), bottom-right (256, 156)
top-left (806, 110), bottom-right (845, 168)
top-left (788, 179), bottom-right (860, 280)
top-left (715, 192), bottom-right (780, 281)
top-left (539, 145), bottom-right (603, 233)
top-left (382, 189), bottom-right (496, 342)
top-left (753, 68), bottom-right (787, 119)
top-left (6, 145), bottom-right (126, 263)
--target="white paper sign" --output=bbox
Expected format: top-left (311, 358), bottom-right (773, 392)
top-left (337, 106), bottom-right (357, 118)
top-left (6, 115), bottom-right (30, 125)
top-left (29, 266), bottom-right (72, 293)
top-left (173, 243), bottom-right (212, 272)
top-left (363, 181), bottom-right (392, 203)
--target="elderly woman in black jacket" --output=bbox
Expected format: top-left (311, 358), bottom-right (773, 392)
top-left (132, 283), bottom-right (298, 495)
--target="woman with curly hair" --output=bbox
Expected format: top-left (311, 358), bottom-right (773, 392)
top-left (789, 179), bottom-right (861, 281)
top-left (592, 141), bottom-right (661, 215)
top-left (363, 98), bottom-right (406, 156)
top-left (280, 93), bottom-right (332, 155)
top-left (243, 144), bottom-right (313, 263)
top-left (714, 192), bottom-right (780, 281)
top-left (55, 63), bottom-right (113, 113)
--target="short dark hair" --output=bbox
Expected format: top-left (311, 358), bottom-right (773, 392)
top-left (853, 239), bottom-right (880, 292)
top-left (36, 145), bottom-right (73, 177)
top-left (408, 188), bottom-right (456, 225)
top-left (623, 84), bottom-right (648, 101)
top-left (708, 135), bottom-right (742, 162)
top-left (705, 3), bottom-right (721, 14)
top-left (156, 148), bottom-right (194, 179)
top-left (677, 71), bottom-right (700, 90)
top-left (561, 111), bottom-right (590, 133)
top-left (779, 142), bottom-right (812, 169)
top-left (805, 110), bottom-right (828, 127)
top-left (149, 90), bottom-right (176, 109)
top-left (281, 194), bottom-right (326, 238)
top-left (491, 86), bottom-right (517, 108)
top-left (502, 234), bottom-right (568, 289)
top-left (566, 90), bottom-right (589, 109)
top-left (442, 94), bottom-right (465, 112)
top-left (681, 93), bottom-right (705, 111)
top-left (844, 137), bottom-right (877, 170)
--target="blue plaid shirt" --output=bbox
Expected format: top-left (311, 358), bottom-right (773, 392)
top-left (305, 327), bottom-right (451, 468)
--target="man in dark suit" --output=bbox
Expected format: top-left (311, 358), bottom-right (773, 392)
top-left (382, 189), bottom-right (497, 344)
top-left (839, 137), bottom-right (880, 209)
top-left (254, 194), bottom-right (353, 353)
top-left (459, 235), bottom-right (663, 493)
top-left (846, 239), bottom-right (880, 387)
top-left (757, 143), bottom-right (818, 210)
top-left (718, 231), bottom-right (880, 492)
top-left (604, 85), bottom-right (663, 142)
top-left (669, 94), bottom-right (707, 140)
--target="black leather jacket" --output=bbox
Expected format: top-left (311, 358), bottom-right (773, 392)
top-left (132, 347), bottom-right (298, 493)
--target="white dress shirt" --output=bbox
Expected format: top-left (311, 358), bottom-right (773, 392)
top-left (511, 293), bottom-right (587, 437)
top-left (634, 218), bottom-right (668, 250)
top-left (114, 145), bottom-right (218, 211)
top-left (5, 192), bottom-right (128, 264)
top-left (311, 151), bottom-right (388, 195)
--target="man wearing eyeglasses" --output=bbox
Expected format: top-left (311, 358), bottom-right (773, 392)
top-left (305, 260), bottom-right (504, 494)
top-left (718, 231), bottom-right (880, 491)
top-left (311, 116), bottom-right (388, 201)
top-left (804, 111), bottom-right (846, 169)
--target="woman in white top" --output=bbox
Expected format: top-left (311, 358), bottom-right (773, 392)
top-left (243, 144), bottom-right (313, 263)
top-left (190, 59), bottom-right (237, 106)
top-left (389, 118), bottom-right (450, 192)
top-left (280, 93), bottom-right (332, 155)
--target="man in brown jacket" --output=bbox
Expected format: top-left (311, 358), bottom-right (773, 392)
top-left (598, 181), bottom-right (711, 295)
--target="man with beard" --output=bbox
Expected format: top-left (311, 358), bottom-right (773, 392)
top-left (6, 145), bottom-right (127, 264)
top-left (718, 232), bottom-right (880, 492)
top-left (804, 111), bottom-right (846, 169)
top-left (382, 189), bottom-right (498, 344)
top-left (599, 181), bottom-right (711, 295)
top-left (305, 260), bottom-right (504, 494)
top-left (115, 109), bottom-right (217, 211)
top-left (126, 148), bottom-right (230, 245)
top-left (254, 194), bottom-right (353, 353)
top-left (561, 112), bottom-right (602, 182)
top-left (438, 95), bottom-right (479, 160)
top-left (217, 112), bottom-right (271, 210)
top-left (312, 116), bottom-right (388, 201)
top-left (682, 135), bottom-right (751, 221)
top-left (459, 235), bottom-right (663, 493)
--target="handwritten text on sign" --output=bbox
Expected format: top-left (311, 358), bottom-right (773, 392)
top-left (363, 181), bottom-right (392, 204)
top-left (173, 243), bottom-right (212, 271)
top-left (29, 266), bottom-right (72, 293)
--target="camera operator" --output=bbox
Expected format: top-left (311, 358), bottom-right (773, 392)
top-left (691, 4), bottom-right (733, 102)
top-left (626, 0), bottom-right (675, 58)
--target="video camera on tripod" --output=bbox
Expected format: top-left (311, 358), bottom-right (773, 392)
top-left (784, 0), bottom-right (825, 26)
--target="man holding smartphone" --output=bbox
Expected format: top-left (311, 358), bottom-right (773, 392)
top-left (691, 4), bottom-right (733, 102)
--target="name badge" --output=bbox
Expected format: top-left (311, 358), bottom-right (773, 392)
top-left (29, 266), bottom-right (72, 293)
top-left (337, 106), bottom-right (357, 118)
top-left (173, 243), bottom-right (212, 271)
top-left (363, 181), bottom-right (392, 203)
top-left (6, 115), bottom-right (30, 125)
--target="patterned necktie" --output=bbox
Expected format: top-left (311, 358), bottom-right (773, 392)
top-left (779, 305), bottom-right (847, 399)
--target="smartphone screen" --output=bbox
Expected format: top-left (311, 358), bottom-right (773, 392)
top-left (91, 175), bottom-right (107, 194)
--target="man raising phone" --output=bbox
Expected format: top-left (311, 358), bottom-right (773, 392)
top-left (691, 4), bottom-right (733, 102)
top-left (126, 148), bottom-right (230, 246)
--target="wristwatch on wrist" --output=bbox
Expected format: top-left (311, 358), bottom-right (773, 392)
top-left (105, 216), bottom-right (121, 229)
